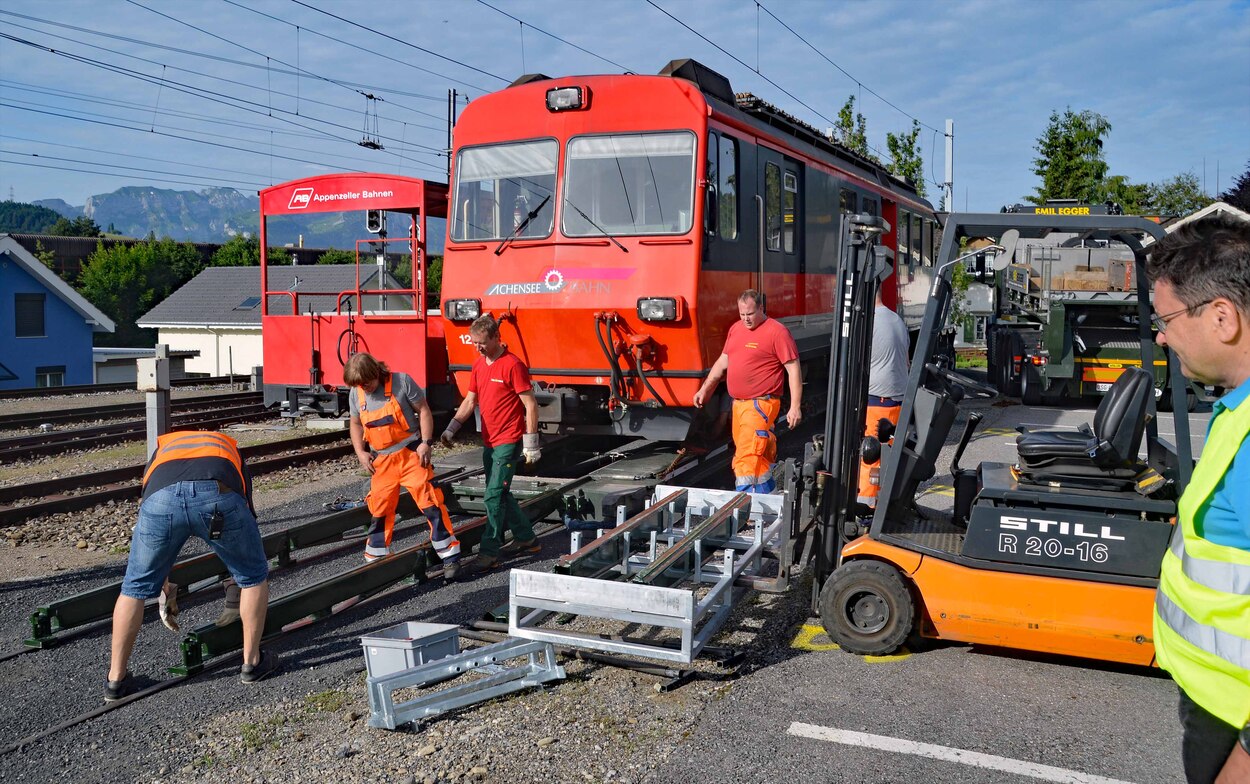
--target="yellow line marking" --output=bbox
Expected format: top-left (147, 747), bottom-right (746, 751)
top-left (789, 625), bottom-right (911, 661)
top-left (919, 484), bottom-right (954, 497)
top-left (978, 427), bottom-right (1015, 436)
top-left (791, 624), bottom-right (840, 651)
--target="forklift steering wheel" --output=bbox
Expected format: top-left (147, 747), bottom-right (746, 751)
top-left (925, 363), bottom-right (998, 399)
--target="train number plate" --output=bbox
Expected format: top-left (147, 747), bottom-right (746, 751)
top-left (1095, 382), bottom-right (1112, 392)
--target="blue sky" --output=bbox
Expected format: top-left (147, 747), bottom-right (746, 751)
top-left (1, 0), bottom-right (1247, 212)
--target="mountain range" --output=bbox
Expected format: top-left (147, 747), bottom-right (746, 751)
top-left (25, 185), bottom-right (435, 249)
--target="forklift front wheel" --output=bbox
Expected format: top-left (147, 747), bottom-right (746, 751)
top-left (818, 560), bottom-right (915, 656)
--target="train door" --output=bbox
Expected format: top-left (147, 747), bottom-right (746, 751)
top-left (756, 146), bottom-right (801, 314)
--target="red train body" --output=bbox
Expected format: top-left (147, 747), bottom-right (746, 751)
top-left (440, 59), bottom-right (938, 438)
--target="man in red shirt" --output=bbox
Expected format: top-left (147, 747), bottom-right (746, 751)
top-left (693, 289), bottom-right (802, 493)
top-left (440, 315), bottom-right (542, 569)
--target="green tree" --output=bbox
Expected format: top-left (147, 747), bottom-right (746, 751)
top-left (315, 248), bottom-right (357, 265)
top-left (1029, 108), bottom-right (1112, 205)
top-left (210, 235), bottom-right (290, 266)
top-left (1146, 171), bottom-right (1213, 218)
top-left (1103, 174), bottom-right (1151, 215)
top-left (836, 95), bottom-right (869, 157)
top-left (33, 240), bottom-right (56, 270)
top-left (1218, 161), bottom-right (1250, 212)
top-left (0, 201), bottom-right (62, 233)
top-left (79, 238), bottom-right (203, 346)
top-left (47, 214), bottom-right (102, 237)
top-left (885, 119), bottom-right (925, 197)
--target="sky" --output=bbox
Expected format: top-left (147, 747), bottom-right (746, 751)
top-left (1, 0), bottom-right (1247, 213)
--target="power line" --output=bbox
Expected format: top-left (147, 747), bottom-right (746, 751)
top-left (288, 0), bottom-right (510, 85)
top-left (474, 0), bottom-right (634, 74)
top-left (0, 150), bottom-right (271, 188)
top-left (221, 0), bottom-right (485, 99)
top-left (0, 16), bottom-right (447, 131)
top-left (643, 0), bottom-right (891, 161)
top-left (0, 131), bottom-right (271, 180)
top-left (755, 1), bottom-right (942, 135)
top-left (0, 156), bottom-right (266, 192)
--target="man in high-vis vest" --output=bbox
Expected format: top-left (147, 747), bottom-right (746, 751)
top-left (344, 353), bottom-right (461, 577)
top-left (1148, 213), bottom-right (1250, 784)
top-left (107, 430), bottom-right (277, 701)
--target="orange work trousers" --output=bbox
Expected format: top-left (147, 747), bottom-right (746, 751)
top-left (364, 447), bottom-right (458, 562)
top-left (731, 396), bottom-right (781, 493)
top-left (857, 401), bottom-right (903, 507)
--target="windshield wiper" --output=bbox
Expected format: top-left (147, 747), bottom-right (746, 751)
top-left (494, 194), bottom-right (551, 256)
top-left (565, 199), bottom-right (628, 253)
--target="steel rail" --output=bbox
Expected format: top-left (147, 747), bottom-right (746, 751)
top-left (0, 375), bottom-right (245, 400)
top-left (0, 391), bottom-right (262, 430)
top-left (0, 432), bottom-right (352, 528)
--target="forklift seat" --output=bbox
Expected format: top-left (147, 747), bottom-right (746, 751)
top-left (1014, 367), bottom-right (1153, 485)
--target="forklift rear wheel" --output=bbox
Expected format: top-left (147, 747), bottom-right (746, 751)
top-left (819, 560), bottom-right (915, 656)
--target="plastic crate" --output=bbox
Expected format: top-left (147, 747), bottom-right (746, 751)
top-left (360, 621), bottom-right (460, 679)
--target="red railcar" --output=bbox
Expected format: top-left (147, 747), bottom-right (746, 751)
top-left (257, 173), bottom-right (448, 415)
top-left (440, 59), bottom-right (938, 439)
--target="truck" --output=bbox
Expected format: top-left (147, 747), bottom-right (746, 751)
top-left (984, 201), bottom-right (1181, 406)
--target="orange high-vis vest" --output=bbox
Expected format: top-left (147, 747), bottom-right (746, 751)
top-left (141, 431), bottom-right (247, 499)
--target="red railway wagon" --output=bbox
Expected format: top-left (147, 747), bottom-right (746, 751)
top-left (439, 58), bottom-right (939, 440)
top-left (258, 173), bottom-right (449, 415)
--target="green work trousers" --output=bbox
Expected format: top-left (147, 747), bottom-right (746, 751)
top-left (479, 441), bottom-right (534, 558)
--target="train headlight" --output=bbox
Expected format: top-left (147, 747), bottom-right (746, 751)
top-left (546, 86), bottom-right (586, 112)
top-left (637, 297), bottom-right (677, 322)
top-left (444, 299), bottom-right (481, 322)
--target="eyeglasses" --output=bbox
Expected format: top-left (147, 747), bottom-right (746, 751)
top-left (1151, 300), bottom-right (1212, 333)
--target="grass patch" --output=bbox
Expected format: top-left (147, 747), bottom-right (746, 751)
top-left (108, 544), bottom-right (130, 555)
top-left (304, 689), bottom-right (349, 714)
top-left (956, 354), bottom-right (987, 369)
top-left (239, 722), bottom-right (264, 750)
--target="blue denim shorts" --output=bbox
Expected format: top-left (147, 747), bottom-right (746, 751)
top-left (121, 481), bottom-right (269, 599)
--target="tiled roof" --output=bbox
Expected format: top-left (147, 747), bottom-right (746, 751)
top-left (138, 265), bottom-right (406, 327)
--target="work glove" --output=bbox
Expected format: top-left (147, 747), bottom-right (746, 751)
top-left (440, 418), bottom-right (461, 448)
top-left (216, 579), bottom-right (242, 627)
top-left (523, 432), bottom-right (542, 465)
top-left (158, 580), bottom-right (179, 633)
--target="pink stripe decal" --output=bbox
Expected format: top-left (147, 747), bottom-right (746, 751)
top-left (545, 267), bottom-right (635, 281)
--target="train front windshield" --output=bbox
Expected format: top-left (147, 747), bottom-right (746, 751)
top-left (451, 140), bottom-right (557, 241)
top-left (563, 132), bottom-right (695, 237)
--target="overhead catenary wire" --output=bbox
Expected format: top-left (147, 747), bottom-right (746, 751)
top-left (0, 150), bottom-right (271, 189)
top-left (474, 0), bottom-right (635, 74)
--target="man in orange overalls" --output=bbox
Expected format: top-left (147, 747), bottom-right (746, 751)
top-left (693, 290), bottom-right (802, 493)
top-left (344, 353), bottom-right (461, 578)
top-left (858, 291), bottom-right (910, 509)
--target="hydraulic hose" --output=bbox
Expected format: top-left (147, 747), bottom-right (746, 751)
top-left (593, 314), bottom-right (629, 415)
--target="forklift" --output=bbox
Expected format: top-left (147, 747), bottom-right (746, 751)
top-left (804, 211), bottom-right (1187, 666)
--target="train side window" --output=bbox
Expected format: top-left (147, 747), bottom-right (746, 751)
top-left (911, 213), bottom-right (923, 267)
top-left (840, 189), bottom-right (858, 214)
top-left (898, 209), bottom-right (911, 267)
top-left (861, 198), bottom-right (877, 218)
top-left (922, 219), bottom-right (934, 267)
top-left (719, 135), bottom-right (738, 240)
top-left (765, 162), bottom-right (781, 251)
top-left (706, 133), bottom-right (719, 237)
top-left (782, 170), bottom-right (797, 254)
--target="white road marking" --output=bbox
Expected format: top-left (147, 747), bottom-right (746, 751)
top-left (787, 722), bottom-right (1135, 784)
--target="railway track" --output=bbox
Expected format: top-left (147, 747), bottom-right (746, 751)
top-left (0, 430), bottom-right (354, 526)
top-left (0, 375), bottom-right (246, 400)
top-left (0, 391), bottom-right (263, 431)
top-left (0, 404), bottom-right (276, 462)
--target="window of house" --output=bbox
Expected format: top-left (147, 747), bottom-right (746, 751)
top-left (235, 296), bottom-right (261, 310)
top-left (15, 293), bottom-right (45, 337)
top-left (35, 365), bottom-right (65, 387)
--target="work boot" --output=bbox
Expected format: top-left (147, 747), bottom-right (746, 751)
top-left (477, 554), bottom-right (503, 572)
top-left (104, 671), bottom-right (136, 702)
top-left (442, 556), bottom-right (461, 581)
top-left (240, 649), bottom-right (281, 684)
top-left (506, 537), bottom-right (541, 555)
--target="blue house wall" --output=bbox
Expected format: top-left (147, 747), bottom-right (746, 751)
top-left (0, 255), bottom-right (97, 389)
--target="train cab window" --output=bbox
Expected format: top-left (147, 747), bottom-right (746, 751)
top-left (782, 171), bottom-right (797, 254)
top-left (922, 219), bottom-right (935, 267)
top-left (451, 139), bottom-right (557, 242)
top-left (719, 135), bottom-right (738, 240)
top-left (564, 131), bottom-right (695, 236)
top-left (861, 197), bottom-right (878, 218)
top-left (765, 162), bottom-right (781, 251)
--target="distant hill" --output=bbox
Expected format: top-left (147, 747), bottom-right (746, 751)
top-left (32, 198), bottom-right (83, 219)
top-left (18, 185), bottom-right (446, 249)
top-left (0, 200), bottom-right (63, 233)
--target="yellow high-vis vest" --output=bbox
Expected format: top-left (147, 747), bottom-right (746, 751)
top-left (1153, 396), bottom-right (1250, 729)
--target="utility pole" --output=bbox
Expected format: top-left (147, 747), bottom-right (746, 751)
top-left (943, 119), bottom-right (955, 212)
